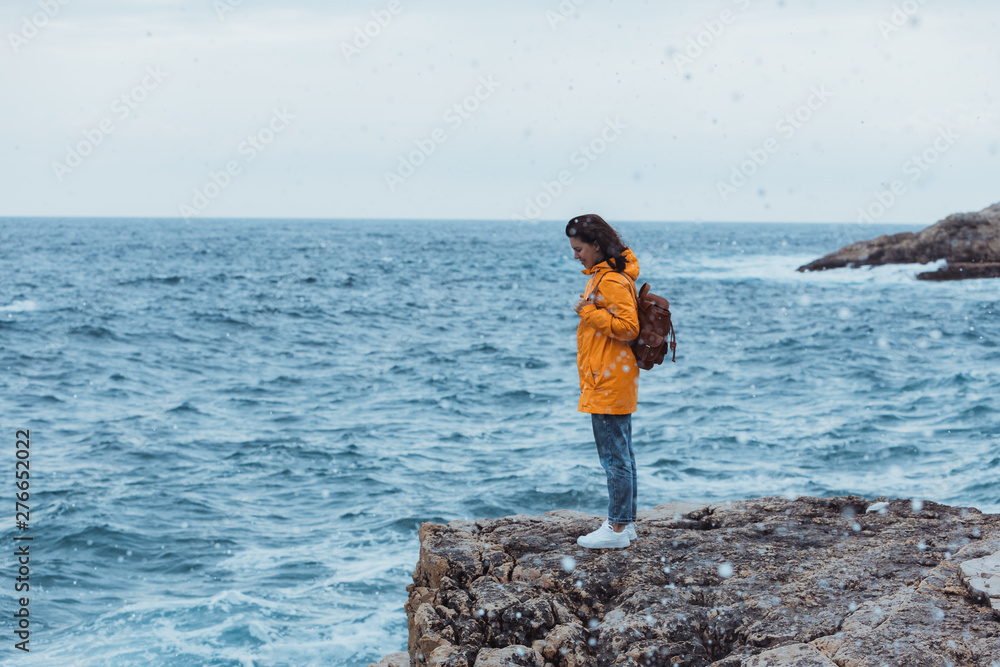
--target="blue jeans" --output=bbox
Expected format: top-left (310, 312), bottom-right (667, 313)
top-left (591, 413), bottom-right (636, 524)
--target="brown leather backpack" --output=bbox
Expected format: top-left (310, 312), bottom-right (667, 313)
top-left (591, 273), bottom-right (677, 369)
top-left (629, 282), bottom-right (677, 368)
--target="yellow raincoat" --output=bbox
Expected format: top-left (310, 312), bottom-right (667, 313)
top-left (576, 248), bottom-right (640, 414)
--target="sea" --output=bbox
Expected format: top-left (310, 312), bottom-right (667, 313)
top-left (1, 217), bottom-right (997, 666)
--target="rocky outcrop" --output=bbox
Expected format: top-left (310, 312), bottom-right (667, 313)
top-left (797, 201), bottom-right (1000, 280)
top-left (960, 552), bottom-right (1000, 619)
top-left (372, 496), bottom-right (1000, 667)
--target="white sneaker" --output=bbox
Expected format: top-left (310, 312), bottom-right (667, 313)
top-left (603, 520), bottom-right (638, 541)
top-left (577, 522), bottom-right (630, 549)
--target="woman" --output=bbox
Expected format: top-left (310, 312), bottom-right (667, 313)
top-left (567, 214), bottom-right (640, 550)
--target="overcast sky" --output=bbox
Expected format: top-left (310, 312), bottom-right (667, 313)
top-left (2, 0), bottom-right (998, 223)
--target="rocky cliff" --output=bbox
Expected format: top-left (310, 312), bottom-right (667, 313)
top-left (797, 201), bottom-right (1000, 280)
top-left (372, 496), bottom-right (1000, 667)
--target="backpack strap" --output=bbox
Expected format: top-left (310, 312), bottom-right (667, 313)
top-left (588, 270), bottom-right (639, 312)
top-left (587, 271), bottom-right (649, 324)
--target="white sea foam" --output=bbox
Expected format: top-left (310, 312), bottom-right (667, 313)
top-left (649, 254), bottom-right (953, 286)
top-left (0, 299), bottom-right (39, 312)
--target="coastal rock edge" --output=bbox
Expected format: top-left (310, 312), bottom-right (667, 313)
top-left (797, 201), bottom-right (1000, 280)
top-left (371, 496), bottom-right (1000, 666)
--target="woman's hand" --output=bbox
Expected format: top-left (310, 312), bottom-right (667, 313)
top-left (574, 294), bottom-right (592, 314)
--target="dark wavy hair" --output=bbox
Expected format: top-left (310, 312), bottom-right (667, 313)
top-left (565, 214), bottom-right (629, 273)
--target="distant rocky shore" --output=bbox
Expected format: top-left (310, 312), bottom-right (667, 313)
top-left (371, 496), bottom-right (1000, 667)
top-left (798, 201), bottom-right (1000, 280)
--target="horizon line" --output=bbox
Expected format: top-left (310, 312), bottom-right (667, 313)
top-left (0, 215), bottom-right (926, 226)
